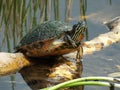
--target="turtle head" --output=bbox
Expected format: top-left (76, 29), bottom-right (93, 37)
top-left (65, 21), bottom-right (87, 48)
top-left (71, 21), bottom-right (87, 41)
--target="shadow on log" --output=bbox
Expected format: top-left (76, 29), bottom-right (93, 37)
top-left (19, 56), bottom-right (83, 90)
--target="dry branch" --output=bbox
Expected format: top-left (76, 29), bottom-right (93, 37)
top-left (0, 53), bottom-right (32, 76)
top-left (0, 16), bottom-right (120, 76)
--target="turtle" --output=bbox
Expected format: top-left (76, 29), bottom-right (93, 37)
top-left (16, 21), bottom-right (87, 60)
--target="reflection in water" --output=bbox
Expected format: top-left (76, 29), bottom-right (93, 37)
top-left (54, 0), bottom-right (60, 20)
top-left (65, 0), bottom-right (73, 22)
top-left (20, 56), bottom-right (83, 90)
top-left (80, 0), bottom-right (87, 20)
top-left (79, 0), bottom-right (88, 40)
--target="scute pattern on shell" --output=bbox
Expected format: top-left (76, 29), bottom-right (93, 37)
top-left (17, 21), bottom-right (72, 48)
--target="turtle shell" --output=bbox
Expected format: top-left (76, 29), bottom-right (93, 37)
top-left (17, 21), bottom-right (72, 48)
top-left (16, 21), bottom-right (85, 57)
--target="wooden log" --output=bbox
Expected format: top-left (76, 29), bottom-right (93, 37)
top-left (0, 53), bottom-right (32, 76)
top-left (0, 16), bottom-right (120, 76)
top-left (83, 16), bottom-right (120, 55)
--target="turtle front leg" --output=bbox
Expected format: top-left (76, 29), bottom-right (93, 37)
top-left (76, 46), bottom-right (83, 74)
top-left (76, 46), bottom-right (83, 62)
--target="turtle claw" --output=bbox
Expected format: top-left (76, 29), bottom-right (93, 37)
top-left (71, 43), bottom-right (77, 48)
top-left (76, 54), bottom-right (81, 63)
top-left (76, 46), bottom-right (83, 62)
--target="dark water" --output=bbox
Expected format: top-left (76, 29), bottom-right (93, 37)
top-left (0, 0), bottom-right (120, 90)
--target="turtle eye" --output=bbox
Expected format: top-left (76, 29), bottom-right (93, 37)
top-left (72, 24), bottom-right (77, 30)
top-left (72, 21), bottom-right (84, 31)
top-left (77, 21), bottom-right (83, 26)
top-left (70, 21), bottom-right (86, 41)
